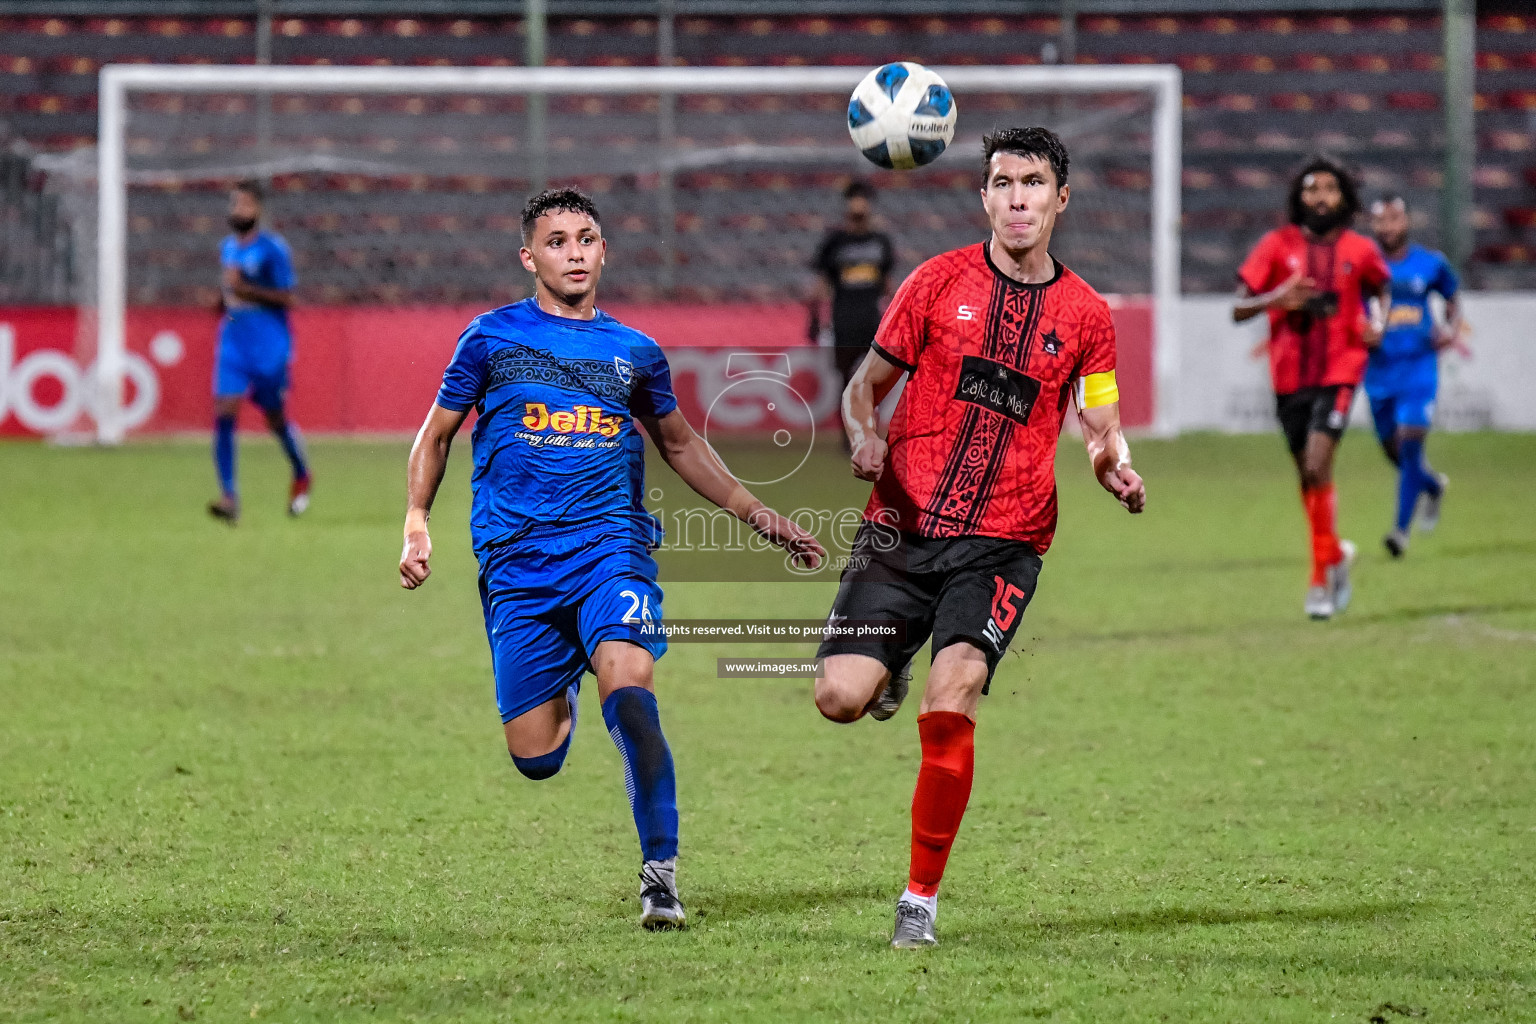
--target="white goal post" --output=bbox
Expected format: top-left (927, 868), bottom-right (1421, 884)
top-left (95, 62), bottom-right (1181, 442)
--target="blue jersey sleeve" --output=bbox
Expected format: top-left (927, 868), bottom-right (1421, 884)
top-left (436, 322), bottom-right (489, 411)
top-left (1432, 252), bottom-right (1459, 301)
top-left (629, 341), bottom-right (678, 418)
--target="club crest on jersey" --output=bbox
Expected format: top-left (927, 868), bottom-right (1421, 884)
top-left (1040, 328), bottom-right (1063, 355)
top-left (521, 402), bottom-right (625, 438)
top-left (614, 357), bottom-right (634, 384)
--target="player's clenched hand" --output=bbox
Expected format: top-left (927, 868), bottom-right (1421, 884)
top-left (748, 509), bottom-right (827, 570)
top-left (850, 436), bottom-right (888, 482)
top-left (400, 529), bottom-right (432, 589)
top-left (1102, 465), bottom-right (1146, 514)
top-left (1269, 271), bottom-right (1315, 312)
top-left (1363, 316), bottom-right (1385, 348)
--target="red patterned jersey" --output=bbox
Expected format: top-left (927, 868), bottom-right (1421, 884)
top-left (1237, 225), bottom-right (1390, 393)
top-left (866, 243), bottom-right (1116, 554)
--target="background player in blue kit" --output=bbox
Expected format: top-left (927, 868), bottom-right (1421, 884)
top-left (397, 188), bottom-right (824, 930)
top-left (1367, 194), bottom-right (1461, 558)
top-left (208, 180), bottom-right (312, 524)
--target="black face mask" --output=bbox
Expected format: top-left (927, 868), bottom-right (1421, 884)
top-left (228, 215), bottom-right (257, 234)
top-left (1302, 205), bottom-right (1349, 236)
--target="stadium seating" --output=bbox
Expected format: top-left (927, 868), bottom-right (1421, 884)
top-left (0, 10), bottom-right (1531, 300)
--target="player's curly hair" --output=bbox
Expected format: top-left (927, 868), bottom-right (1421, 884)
top-left (1286, 155), bottom-right (1361, 226)
top-left (982, 126), bottom-right (1069, 188)
top-left (520, 187), bottom-right (601, 243)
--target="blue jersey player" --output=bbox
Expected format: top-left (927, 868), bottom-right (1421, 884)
top-left (208, 180), bottom-right (312, 524)
top-left (1366, 194), bottom-right (1460, 558)
top-left (398, 188), bottom-right (824, 930)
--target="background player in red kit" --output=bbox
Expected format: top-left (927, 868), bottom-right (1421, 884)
top-left (813, 127), bottom-right (1146, 949)
top-left (1234, 156), bottom-right (1391, 620)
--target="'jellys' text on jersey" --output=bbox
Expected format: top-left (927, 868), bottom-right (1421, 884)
top-left (435, 298), bottom-right (678, 556)
top-left (1376, 243), bottom-right (1458, 364)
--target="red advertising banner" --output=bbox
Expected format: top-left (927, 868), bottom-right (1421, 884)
top-left (0, 301), bottom-right (1152, 438)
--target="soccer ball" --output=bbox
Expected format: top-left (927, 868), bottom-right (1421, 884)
top-left (847, 62), bottom-right (957, 170)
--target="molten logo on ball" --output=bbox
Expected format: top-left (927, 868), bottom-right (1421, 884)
top-left (847, 62), bottom-right (957, 170)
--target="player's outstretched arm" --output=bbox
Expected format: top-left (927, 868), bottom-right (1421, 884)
top-left (843, 349), bottom-right (906, 481)
top-left (1079, 399), bottom-right (1146, 514)
top-left (400, 403), bottom-right (470, 589)
top-left (638, 409), bottom-right (827, 569)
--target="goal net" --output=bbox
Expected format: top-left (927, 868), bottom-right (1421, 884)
top-left (77, 64), bottom-right (1179, 442)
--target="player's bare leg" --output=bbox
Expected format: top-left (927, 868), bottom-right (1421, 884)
top-left (1295, 432), bottom-right (1352, 619)
top-left (815, 653), bottom-right (897, 723)
top-left (259, 404), bottom-right (312, 516)
top-left (591, 640), bottom-right (685, 930)
top-left (503, 691), bottom-right (576, 779)
top-left (890, 641), bottom-right (987, 948)
top-left (208, 394), bottom-right (243, 523)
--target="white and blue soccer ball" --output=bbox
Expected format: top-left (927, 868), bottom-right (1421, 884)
top-left (847, 62), bottom-right (957, 170)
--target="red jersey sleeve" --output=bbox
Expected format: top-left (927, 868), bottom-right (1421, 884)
top-left (871, 262), bottom-right (932, 372)
top-left (1236, 230), bottom-right (1280, 295)
top-left (1076, 302), bottom-right (1117, 378)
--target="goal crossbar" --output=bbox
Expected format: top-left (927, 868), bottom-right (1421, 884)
top-left (96, 62), bottom-right (1182, 441)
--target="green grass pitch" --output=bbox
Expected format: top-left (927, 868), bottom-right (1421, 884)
top-left (2, 431), bottom-right (1534, 1023)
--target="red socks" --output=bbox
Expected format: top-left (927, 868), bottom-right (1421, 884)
top-left (1301, 483), bottom-right (1341, 586)
top-left (907, 711), bottom-right (976, 899)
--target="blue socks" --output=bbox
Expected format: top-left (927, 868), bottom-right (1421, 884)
top-left (215, 410), bottom-right (309, 497)
top-left (273, 418), bottom-right (309, 482)
top-left (511, 684), bottom-right (577, 781)
top-left (214, 414), bottom-right (238, 497)
top-left (602, 686), bottom-right (679, 863)
top-left (1395, 435), bottom-right (1440, 532)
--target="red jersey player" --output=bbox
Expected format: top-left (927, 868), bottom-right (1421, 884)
top-left (1234, 156), bottom-right (1391, 620)
top-left (813, 127), bottom-right (1146, 949)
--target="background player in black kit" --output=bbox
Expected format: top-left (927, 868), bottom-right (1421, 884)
top-left (808, 181), bottom-right (897, 400)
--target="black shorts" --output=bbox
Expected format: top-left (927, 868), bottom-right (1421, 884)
top-left (1276, 385), bottom-right (1356, 457)
top-left (816, 521), bottom-right (1042, 690)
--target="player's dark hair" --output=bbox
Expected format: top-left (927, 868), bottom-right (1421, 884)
top-left (1286, 155), bottom-right (1361, 226)
top-left (844, 180), bottom-right (875, 202)
top-left (521, 187), bottom-right (601, 243)
top-left (1372, 191), bottom-right (1408, 212)
top-left (232, 178), bottom-right (264, 203)
top-left (981, 126), bottom-right (1069, 188)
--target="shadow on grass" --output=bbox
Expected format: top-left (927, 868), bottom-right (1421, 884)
top-left (1031, 897), bottom-right (1420, 936)
top-left (700, 879), bottom-right (892, 918)
top-left (1048, 598), bottom-right (1536, 647)
top-left (1348, 599), bottom-right (1536, 626)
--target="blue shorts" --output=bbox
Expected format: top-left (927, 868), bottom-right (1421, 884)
top-left (1367, 365), bottom-right (1437, 444)
top-left (477, 529), bottom-right (667, 723)
top-left (215, 340), bottom-right (291, 409)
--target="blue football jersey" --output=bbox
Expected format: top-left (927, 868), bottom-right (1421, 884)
top-left (436, 298), bottom-right (678, 556)
top-left (219, 231), bottom-right (294, 351)
top-left (1375, 243), bottom-right (1458, 364)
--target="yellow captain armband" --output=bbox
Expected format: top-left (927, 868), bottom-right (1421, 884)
top-left (1075, 370), bottom-right (1119, 410)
